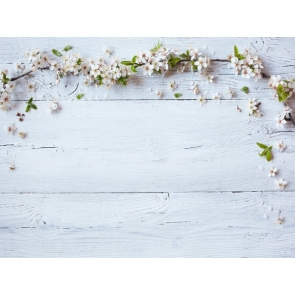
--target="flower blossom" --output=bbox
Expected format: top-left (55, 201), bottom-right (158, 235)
top-left (228, 46), bottom-right (263, 81)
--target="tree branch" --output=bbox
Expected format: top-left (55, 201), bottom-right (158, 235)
top-left (6, 62), bottom-right (295, 127)
top-left (10, 66), bottom-right (50, 82)
top-left (283, 102), bottom-right (295, 127)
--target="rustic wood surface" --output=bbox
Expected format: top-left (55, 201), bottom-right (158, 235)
top-left (0, 37), bottom-right (294, 257)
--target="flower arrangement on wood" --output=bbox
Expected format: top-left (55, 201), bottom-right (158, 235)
top-left (121, 42), bottom-right (213, 82)
top-left (227, 45), bottom-right (263, 81)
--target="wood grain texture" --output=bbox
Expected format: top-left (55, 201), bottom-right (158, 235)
top-left (0, 37), bottom-right (294, 257)
top-left (1, 100), bottom-right (295, 193)
top-left (0, 192), bottom-right (294, 257)
top-left (0, 37), bottom-right (295, 102)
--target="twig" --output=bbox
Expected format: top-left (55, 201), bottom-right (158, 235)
top-left (68, 83), bottom-right (79, 96)
top-left (283, 102), bottom-right (295, 127)
top-left (6, 62), bottom-right (295, 127)
top-left (10, 66), bottom-right (50, 82)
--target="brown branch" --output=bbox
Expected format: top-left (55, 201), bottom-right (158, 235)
top-left (7, 61), bottom-right (295, 127)
top-left (10, 66), bottom-right (50, 82)
top-left (283, 102), bottom-right (295, 127)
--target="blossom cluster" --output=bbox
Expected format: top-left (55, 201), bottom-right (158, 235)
top-left (122, 43), bottom-right (213, 82)
top-left (275, 106), bottom-right (292, 128)
top-left (228, 46), bottom-right (263, 81)
top-left (0, 69), bottom-right (15, 111)
top-left (268, 75), bottom-right (295, 102)
top-left (25, 49), bottom-right (133, 88)
top-left (247, 98), bottom-right (262, 117)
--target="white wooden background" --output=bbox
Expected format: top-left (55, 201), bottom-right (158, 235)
top-left (0, 38), bottom-right (295, 257)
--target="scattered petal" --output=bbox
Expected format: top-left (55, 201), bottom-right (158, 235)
top-left (268, 167), bottom-right (277, 177)
top-left (155, 90), bottom-right (163, 98)
top-left (18, 131), bottom-right (26, 139)
top-left (276, 140), bottom-right (286, 152)
top-left (275, 178), bottom-right (287, 190)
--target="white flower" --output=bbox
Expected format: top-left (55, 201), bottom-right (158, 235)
top-left (168, 80), bottom-right (177, 91)
top-left (275, 115), bottom-right (287, 128)
top-left (253, 110), bottom-right (263, 117)
top-left (142, 63), bottom-right (153, 76)
top-left (136, 52), bottom-right (149, 64)
top-left (197, 95), bottom-right (206, 105)
top-left (80, 62), bottom-right (89, 75)
top-left (5, 82), bottom-right (15, 92)
top-left (206, 75), bottom-right (214, 83)
top-left (248, 98), bottom-right (257, 105)
top-left (212, 92), bottom-right (221, 101)
top-left (0, 91), bottom-right (11, 104)
top-left (268, 167), bottom-right (277, 177)
top-left (275, 179), bottom-right (287, 190)
top-left (49, 102), bottom-right (58, 111)
top-left (155, 90), bottom-right (163, 98)
top-left (27, 81), bottom-right (36, 92)
top-left (227, 87), bottom-right (235, 98)
top-left (5, 124), bottom-right (17, 134)
top-left (151, 58), bottom-right (163, 71)
top-left (276, 140), bottom-right (286, 152)
top-left (18, 131), bottom-right (26, 139)
top-left (103, 46), bottom-right (112, 57)
top-left (189, 48), bottom-right (202, 60)
top-left (248, 104), bottom-right (257, 114)
top-left (194, 56), bottom-right (207, 71)
top-left (241, 67), bottom-right (253, 79)
top-left (252, 66), bottom-right (262, 82)
top-left (9, 164), bottom-right (15, 172)
top-left (49, 60), bottom-right (59, 71)
top-left (277, 217), bottom-right (284, 225)
top-left (15, 61), bottom-right (25, 73)
top-left (193, 86), bottom-right (199, 95)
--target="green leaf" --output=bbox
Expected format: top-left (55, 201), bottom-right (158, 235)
top-left (174, 93), bottom-right (182, 98)
top-left (76, 93), bottom-right (84, 100)
top-left (234, 45), bottom-right (239, 57)
top-left (29, 103), bottom-right (37, 110)
top-left (2, 73), bottom-right (10, 83)
top-left (77, 58), bottom-right (82, 65)
top-left (63, 45), bottom-right (72, 52)
top-left (266, 150), bottom-right (272, 162)
top-left (150, 41), bottom-right (161, 52)
top-left (257, 143), bottom-right (273, 162)
top-left (130, 65), bottom-right (137, 73)
top-left (241, 86), bottom-right (249, 94)
top-left (256, 142), bottom-right (268, 149)
top-left (180, 53), bottom-right (188, 59)
top-left (59, 73), bottom-right (63, 79)
top-left (52, 49), bottom-right (62, 57)
top-left (132, 56), bottom-right (137, 63)
top-left (233, 45), bottom-right (244, 60)
top-left (277, 83), bottom-right (283, 93)
top-left (168, 56), bottom-right (181, 68)
top-left (278, 91), bottom-right (288, 102)
top-left (259, 150), bottom-right (267, 157)
top-left (117, 76), bottom-right (130, 86)
top-left (121, 61), bottom-right (133, 66)
top-left (26, 97), bottom-right (37, 111)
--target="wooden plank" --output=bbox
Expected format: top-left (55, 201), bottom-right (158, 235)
top-left (1, 100), bottom-right (294, 193)
top-left (0, 37), bottom-right (294, 101)
top-left (0, 192), bottom-right (294, 257)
